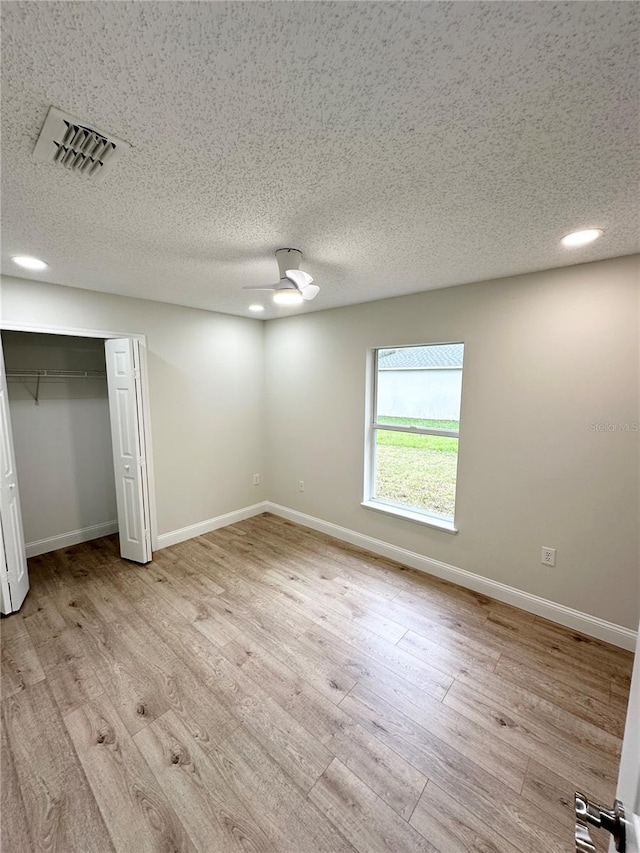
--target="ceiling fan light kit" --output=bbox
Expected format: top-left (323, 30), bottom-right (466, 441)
top-left (273, 289), bottom-right (304, 306)
top-left (243, 248), bottom-right (319, 308)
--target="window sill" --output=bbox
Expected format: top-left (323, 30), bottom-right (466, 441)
top-left (361, 500), bottom-right (458, 534)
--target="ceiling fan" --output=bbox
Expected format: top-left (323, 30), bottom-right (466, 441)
top-left (243, 248), bottom-right (319, 305)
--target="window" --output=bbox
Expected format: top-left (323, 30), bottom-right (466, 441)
top-left (363, 343), bottom-right (464, 532)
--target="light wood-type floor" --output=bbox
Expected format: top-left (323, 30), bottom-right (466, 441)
top-left (1, 513), bottom-right (633, 853)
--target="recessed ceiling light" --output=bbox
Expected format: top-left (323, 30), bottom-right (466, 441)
top-left (560, 229), bottom-right (603, 248)
top-left (248, 304), bottom-right (265, 313)
top-left (12, 255), bottom-right (49, 271)
top-left (273, 290), bottom-right (304, 306)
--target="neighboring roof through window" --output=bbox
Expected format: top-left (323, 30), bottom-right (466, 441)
top-left (378, 344), bottom-right (463, 369)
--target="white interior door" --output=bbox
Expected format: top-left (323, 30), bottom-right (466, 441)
top-left (105, 338), bottom-right (151, 564)
top-left (0, 337), bottom-right (29, 612)
top-left (612, 626), bottom-right (640, 853)
top-left (575, 626), bottom-right (639, 852)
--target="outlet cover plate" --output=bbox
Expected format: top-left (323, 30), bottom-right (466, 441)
top-left (541, 547), bottom-right (556, 566)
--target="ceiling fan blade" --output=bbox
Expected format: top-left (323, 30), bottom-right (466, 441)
top-left (285, 269), bottom-right (313, 289)
top-left (241, 284), bottom-right (279, 291)
top-left (301, 283), bottom-right (320, 300)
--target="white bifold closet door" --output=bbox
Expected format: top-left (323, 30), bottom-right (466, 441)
top-left (0, 337), bottom-right (29, 614)
top-left (105, 338), bottom-right (152, 564)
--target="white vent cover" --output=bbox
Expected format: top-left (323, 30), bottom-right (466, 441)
top-left (33, 106), bottom-right (130, 182)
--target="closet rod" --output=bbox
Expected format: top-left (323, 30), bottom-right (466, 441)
top-left (5, 369), bottom-right (106, 378)
top-left (5, 369), bottom-right (107, 405)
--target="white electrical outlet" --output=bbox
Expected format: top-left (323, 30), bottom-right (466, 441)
top-left (253, 473), bottom-right (260, 486)
top-left (541, 546), bottom-right (556, 566)
top-left (298, 480), bottom-right (305, 492)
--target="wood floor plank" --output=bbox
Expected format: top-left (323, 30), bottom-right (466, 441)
top-left (192, 599), bottom-right (251, 648)
top-left (300, 624), bottom-right (453, 703)
top-left (482, 613), bottom-right (621, 702)
top-left (21, 596), bottom-right (67, 648)
top-left (274, 574), bottom-right (408, 644)
top-left (69, 603), bottom-right (172, 735)
top-left (610, 674), bottom-right (633, 708)
top-left (83, 570), bottom-right (137, 624)
top-left (531, 615), bottom-right (634, 677)
top-left (109, 609), bottom-right (241, 753)
top-left (1, 613), bottom-right (46, 698)
top-left (339, 681), bottom-right (568, 853)
top-left (223, 636), bottom-right (428, 819)
top-left (180, 535), bottom-right (291, 595)
top-left (134, 711), bottom-right (276, 853)
top-left (494, 655), bottom-right (627, 738)
top-left (200, 594), bottom-right (359, 704)
top-left (200, 646), bottom-right (335, 792)
top-left (397, 627), bottom-right (500, 676)
top-left (65, 694), bottom-right (197, 853)
top-left (212, 522), bottom-right (342, 582)
top-left (133, 588), bottom-right (233, 675)
top-left (309, 757), bottom-right (438, 853)
top-left (3, 681), bottom-right (115, 852)
top-left (132, 591), bottom-right (334, 790)
top-left (213, 725), bottom-right (357, 853)
top-left (103, 563), bottom-right (150, 605)
top-left (280, 582), bottom-right (408, 644)
top-left (409, 781), bottom-right (513, 853)
top-left (393, 578), bottom-right (537, 630)
top-left (256, 515), bottom-right (415, 588)
top-left (35, 627), bottom-right (105, 716)
top-left (186, 553), bottom-right (276, 606)
top-left (217, 582), bottom-right (316, 641)
top-left (346, 678), bottom-right (530, 794)
top-left (457, 665), bottom-right (622, 759)
top-left (331, 580), bottom-right (487, 650)
top-left (23, 552), bottom-right (65, 600)
top-left (54, 589), bottom-right (112, 636)
top-left (521, 758), bottom-right (579, 831)
top-left (13, 581), bottom-right (43, 618)
top-left (301, 612), bottom-right (460, 687)
top-left (1, 717), bottom-right (32, 853)
top-left (442, 679), bottom-right (618, 804)
top-left (390, 616), bottom-right (503, 672)
top-left (242, 517), bottom-right (411, 592)
top-left (522, 760), bottom-right (610, 853)
top-left (136, 560), bottom-right (223, 623)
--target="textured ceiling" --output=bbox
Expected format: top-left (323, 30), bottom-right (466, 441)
top-left (1, 1), bottom-right (639, 319)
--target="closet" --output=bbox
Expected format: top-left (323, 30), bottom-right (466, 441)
top-left (0, 329), bottom-right (152, 613)
top-left (2, 330), bottom-right (118, 557)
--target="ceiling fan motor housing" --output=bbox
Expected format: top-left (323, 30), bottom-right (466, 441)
top-left (275, 248), bottom-right (302, 279)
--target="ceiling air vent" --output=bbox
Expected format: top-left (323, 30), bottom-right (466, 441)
top-left (33, 106), bottom-right (130, 182)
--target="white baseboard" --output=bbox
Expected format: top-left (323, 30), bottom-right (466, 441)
top-left (157, 502), bottom-right (269, 549)
top-left (266, 502), bottom-right (638, 651)
top-left (26, 520), bottom-right (119, 558)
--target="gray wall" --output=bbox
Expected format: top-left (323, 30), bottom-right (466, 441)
top-left (265, 255), bottom-right (639, 630)
top-left (1, 277), bottom-right (266, 538)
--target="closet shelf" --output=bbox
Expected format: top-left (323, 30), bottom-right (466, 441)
top-left (5, 368), bottom-right (107, 404)
top-left (6, 369), bottom-right (106, 379)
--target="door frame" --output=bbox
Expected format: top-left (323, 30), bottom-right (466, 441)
top-left (0, 320), bottom-right (158, 552)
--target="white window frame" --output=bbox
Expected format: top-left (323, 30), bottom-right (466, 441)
top-left (361, 343), bottom-right (462, 533)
